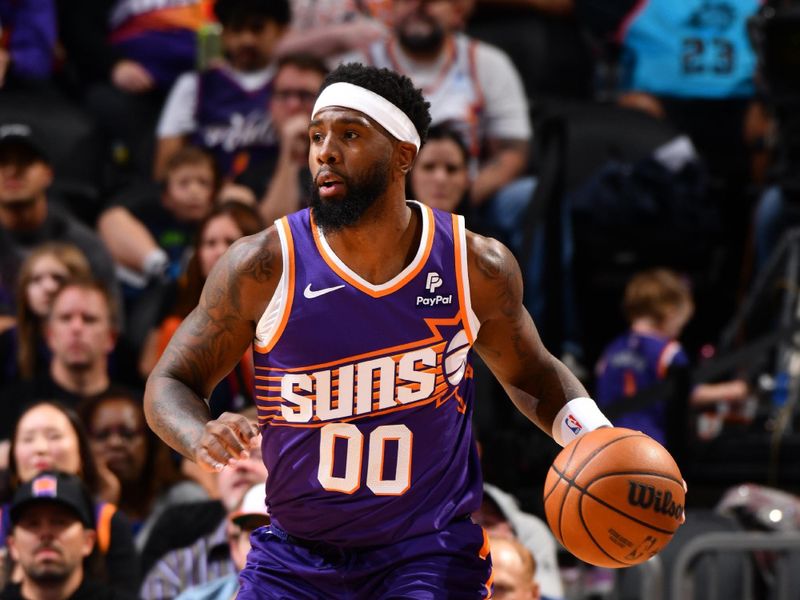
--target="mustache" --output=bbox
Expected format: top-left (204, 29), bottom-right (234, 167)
top-left (314, 168), bottom-right (347, 185)
top-left (34, 543), bottom-right (62, 556)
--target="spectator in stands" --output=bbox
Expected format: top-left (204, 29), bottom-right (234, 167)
top-left (336, 0), bottom-right (532, 210)
top-left (0, 401), bottom-right (139, 594)
top-left (0, 243), bottom-right (91, 386)
top-left (139, 439), bottom-right (267, 600)
top-left (154, 0), bottom-right (291, 181)
top-left (0, 279), bottom-right (125, 414)
top-left (275, 0), bottom-right (389, 59)
top-left (57, 0), bottom-right (206, 182)
top-left (577, 0), bottom-right (768, 313)
top-left (97, 146), bottom-right (219, 293)
top-left (489, 535), bottom-right (542, 600)
top-left (1, 471), bottom-right (128, 599)
top-left (0, 0), bottom-right (57, 88)
top-left (408, 123), bottom-right (471, 215)
top-left (0, 124), bottom-right (121, 319)
top-left (138, 202), bottom-right (263, 416)
top-left (174, 482), bottom-right (269, 600)
top-left (473, 484), bottom-right (563, 600)
top-left (79, 389), bottom-right (207, 552)
top-left (248, 53), bottom-right (327, 223)
top-left (595, 268), bottom-right (750, 446)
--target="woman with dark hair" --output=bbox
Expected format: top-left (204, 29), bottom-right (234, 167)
top-left (408, 123), bottom-right (472, 218)
top-left (0, 243), bottom-right (92, 385)
top-left (0, 400), bottom-right (140, 594)
top-left (79, 389), bottom-right (207, 551)
top-left (139, 201), bottom-right (265, 416)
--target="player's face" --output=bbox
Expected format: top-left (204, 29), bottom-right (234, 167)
top-left (88, 398), bottom-right (147, 485)
top-left (198, 214), bottom-right (244, 278)
top-left (222, 18), bottom-right (285, 72)
top-left (8, 504), bottom-right (94, 584)
top-left (14, 405), bottom-right (82, 483)
top-left (164, 162), bottom-right (215, 224)
top-left (270, 66), bottom-right (324, 128)
top-left (308, 107), bottom-right (393, 231)
top-left (46, 288), bottom-right (115, 371)
top-left (411, 138), bottom-right (469, 212)
top-left (25, 254), bottom-right (70, 318)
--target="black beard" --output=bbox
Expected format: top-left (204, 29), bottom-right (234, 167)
top-left (397, 17), bottom-right (445, 55)
top-left (310, 162), bottom-right (390, 232)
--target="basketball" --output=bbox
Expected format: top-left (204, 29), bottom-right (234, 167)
top-left (543, 427), bottom-right (685, 568)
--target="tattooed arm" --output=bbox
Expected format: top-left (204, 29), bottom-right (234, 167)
top-left (143, 228), bottom-right (281, 471)
top-left (467, 232), bottom-right (588, 436)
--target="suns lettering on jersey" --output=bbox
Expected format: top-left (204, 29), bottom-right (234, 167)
top-left (278, 346), bottom-right (440, 424)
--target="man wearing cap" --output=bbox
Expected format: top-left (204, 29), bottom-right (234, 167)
top-left (1, 471), bottom-right (127, 600)
top-left (145, 62), bottom-right (608, 597)
top-left (0, 124), bottom-right (120, 319)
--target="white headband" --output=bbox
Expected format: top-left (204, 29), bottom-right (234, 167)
top-left (312, 82), bottom-right (421, 151)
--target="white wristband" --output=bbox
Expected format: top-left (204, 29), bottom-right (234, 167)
top-left (552, 397), bottom-right (613, 448)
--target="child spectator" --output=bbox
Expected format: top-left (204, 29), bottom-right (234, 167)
top-left (595, 268), bottom-right (749, 446)
top-left (98, 146), bottom-right (219, 293)
top-left (154, 0), bottom-right (291, 181)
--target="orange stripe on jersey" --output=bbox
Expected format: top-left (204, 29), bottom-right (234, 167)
top-left (255, 218), bottom-right (295, 354)
top-left (452, 213), bottom-right (476, 344)
top-left (255, 318), bottom-right (456, 373)
top-left (657, 341), bottom-right (680, 379)
top-left (309, 204), bottom-right (435, 298)
top-left (623, 370), bottom-right (637, 396)
top-left (265, 385), bottom-right (457, 428)
top-left (479, 527), bottom-right (491, 559)
top-left (484, 570), bottom-right (494, 598)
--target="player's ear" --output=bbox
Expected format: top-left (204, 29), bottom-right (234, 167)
top-left (395, 141), bottom-right (417, 177)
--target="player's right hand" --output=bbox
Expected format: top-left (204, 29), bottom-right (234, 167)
top-left (194, 412), bottom-right (260, 472)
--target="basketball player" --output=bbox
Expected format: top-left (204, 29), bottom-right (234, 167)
top-left (144, 63), bottom-right (612, 598)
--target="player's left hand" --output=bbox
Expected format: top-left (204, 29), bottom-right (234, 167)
top-left (194, 412), bottom-right (260, 472)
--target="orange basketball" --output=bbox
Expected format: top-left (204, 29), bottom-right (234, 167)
top-left (543, 427), bottom-right (685, 568)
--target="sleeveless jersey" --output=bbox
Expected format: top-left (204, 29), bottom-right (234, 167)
top-left (252, 202), bottom-right (483, 547)
top-left (366, 35), bottom-right (486, 161)
top-left (617, 0), bottom-right (763, 98)
top-left (191, 67), bottom-right (278, 177)
top-left (594, 331), bottom-right (689, 444)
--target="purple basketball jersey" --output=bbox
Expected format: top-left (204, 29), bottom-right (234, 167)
top-left (252, 202), bottom-right (483, 547)
top-left (192, 67), bottom-right (278, 177)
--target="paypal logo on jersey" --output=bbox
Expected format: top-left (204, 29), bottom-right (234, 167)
top-left (426, 272), bottom-right (443, 293)
top-left (418, 272), bottom-right (452, 307)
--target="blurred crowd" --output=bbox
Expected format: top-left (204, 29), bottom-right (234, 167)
top-left (1, 0), bottom-right (800, 597)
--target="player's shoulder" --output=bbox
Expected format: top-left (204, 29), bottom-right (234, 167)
top-left (464, 229), bottom-right (522, 321)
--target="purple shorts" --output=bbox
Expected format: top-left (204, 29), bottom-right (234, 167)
top-left (238, 517), bottom-right (493, 599)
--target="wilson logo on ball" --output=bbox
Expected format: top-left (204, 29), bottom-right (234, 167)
top-left (627, 481), bottom-right (684, 521)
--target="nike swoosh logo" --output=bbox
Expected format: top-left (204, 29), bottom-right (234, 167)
top-left (303, 283), bottom-right (345, 299)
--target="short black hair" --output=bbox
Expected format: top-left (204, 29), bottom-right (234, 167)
top-left (321, 63), bottom-right (432, 146)
top-left (426, 122), bottom-right (469, 164)
top-left (214, 0), bottom-right (291, 27)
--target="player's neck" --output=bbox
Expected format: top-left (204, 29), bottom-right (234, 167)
top-left (324, 197), bottom-right (421, 285)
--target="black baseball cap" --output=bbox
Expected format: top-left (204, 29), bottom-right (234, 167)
top-left (10, 472), bottom-right (95, 529)
top-left (0, 123), bottom-right (49, 163)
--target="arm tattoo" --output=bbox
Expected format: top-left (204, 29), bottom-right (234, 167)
top-left (145, 234), bottom-right (274, 458)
